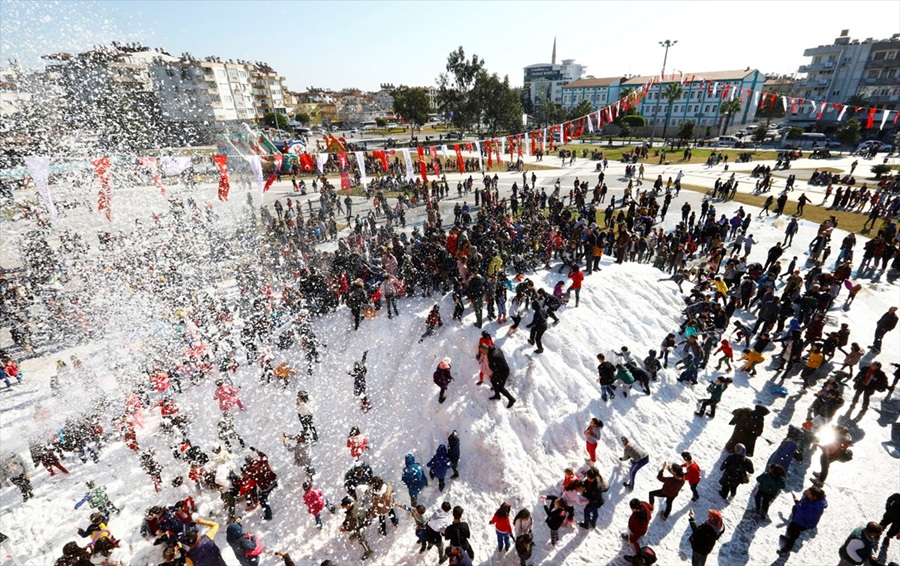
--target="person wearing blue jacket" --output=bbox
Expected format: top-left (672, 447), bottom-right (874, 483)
top-left (766, 429), bottom-right (801, 476)
top-left (427, 445), bottom-right (451, 492)
top-left (401, 454), bottom-right (428, 507)
top-left (225, 517), bottom-right (261, 566)
top-left (778, 486), bottom-right (828, 554)
top-left (448, 431), bottom-right (461, 479)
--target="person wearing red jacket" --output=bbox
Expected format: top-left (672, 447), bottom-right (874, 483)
top-left (243, 448), bottom-right (277, 521)
top-left (566, 265), bottom-right (584, 307)
top-left (213, 381), bottom-right (244, 412)
top-left (302, 479), bottom-right (334, 529)
top-left (713, 340), bottom-right (734, 371)
top-left (347, 427), bottom-right (368, 459)
top-left (622, 498), bottom-right (654, 553)
top-left (489, 502), bottom-right (514, 552)
top-left (475, 331), bottom-right (494, 385)
top-left (682, 452), bottom-right (702, 502)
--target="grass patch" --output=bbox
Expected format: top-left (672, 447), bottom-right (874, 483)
top-left (554, 144), bottom-right (780, 165)
top-left (679, 183), bottom-right (883, 235)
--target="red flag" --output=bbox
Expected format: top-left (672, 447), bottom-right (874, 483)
top-left (416, 146), bottom-right (428, 181)
top-left (816, 102), bottom-right (827, 121)
top-left (769, 95), bottom-right (777, 111)
top-left (517, 134), bottom-right (523, 158)
top-left (464, 142), bottom-right (473, 152)
top-left (372, 150), bottom-right (388, 173)
top-left (454, 144), bottom-right (464, 172)
top-left (213, 155), bottom-right (229, 201)
top-left (563, 124), bottom-right (570, 144)
top-left (138, 157), bottom-right (165, 196)
top-left (706, 81), bottom-right (712, 96)
top-left (273, 154), bottom-right (283, 173)
top-left (866, 107), bottom-right (876, 129)
top-left (263, 171), bottom-right (277, 192)
top-left (790, 98), bottom-right (797, 113)
top-left (338, 152), bottom-right (352, 189)
top-left (92, 157), bottom-right (111, 221)
top-left (485, 139), bottom-right (493, 168)
top-left (299, 153), bottom-right (315, 172)
top-left (530, 133), bottom-right (536, 155)
top-left (430, 146), bottom-right (441, 176)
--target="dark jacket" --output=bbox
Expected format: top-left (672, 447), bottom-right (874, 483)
top-left (443, 521), bottom-right (471, 548)
top-left (427, 445), bottom-right (451, 479)
top-left (838, 526), bottom-right (878, 565)
top-left (719, 453), bottom-right (753, 487)
top-left (486, 346), bottom-right (510, 384)
top-left (597, 361), bottom-right (616, 385)
top-left (725, 406), bottom-right (769, 457)
top-left (433, 366), bottom-right (453, 389)
top-left (689, 519), bottom-right (724, 555)
top-left (447, 434), bottom-right (460, 464)
top-left (543, 496), bottom-right (568, 530)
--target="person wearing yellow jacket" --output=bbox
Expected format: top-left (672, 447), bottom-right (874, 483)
top-left (738, 349), bottom-right (765, 376)
top-left (713, 276), bottom-right (729, 298)
top-left (800, 344), bottom-right (825, 388)
top-left (179, 518), bottom-right (226, 566)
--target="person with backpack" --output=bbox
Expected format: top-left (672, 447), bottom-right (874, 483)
top-left (369, 476), bottom-right (400, 536)
top-left (838, 522), bottom-right (884, 566)
top-left (401, 454), bottom-right (428, 507)
top-left (753, 464), bottom-right (786, 519)
top-left (682, 452), bottom-right (702, 501)
top-left (644, 350), bottom-right (662, 381)
top-left (688, 509), bottom-right (725, 566)
top-left (225, 517), bottom-right (262, 566)
top-left (512, 508), bottom-right (533, 562)
top-left (433, 357), bottom-right (454, 404)
top-left (427, 444), bottom-right (452, 492)
top-left (647, 461), bottom-right (685, 520)
top-left (718, 443), bottom-right (754, 499)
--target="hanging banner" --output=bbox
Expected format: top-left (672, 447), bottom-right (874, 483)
top-left (137, 157), bottom-right (166, 196)
top-left (441, 145), bottom-right (450, 161)
top-left (298, 153), bottom-right (315, 173)
top-left (541, 129), bottom-right (546, 153)
top-left (92, 156), bottom-right (112, 220)
top-left (23, 156), bottom-right (58, 219)
top-left (212, 155), bottom-right (229, 201)
top-left (517, 134), bottom-right (523, 158)
top-left (474, 141), bottom-right (483, 172)
top-left (159, 156), bottom-right (191, 176)
top-left (880, 111), bottom-right (892, 131)
top-left (495, 139), bottom-right (502, 164)
top-left (485, 139), bottom-right (493, 169)
top-left (837, 105), bottom-right (848, 122)
top-left (454, 144), bottom-right (465, 172)
top-left (248, 155), bottom-right (264, 195)
top-left (263, 171), bottom-right (278, 193)
top-left (416, 146), bottom-right (428, 182)
top-left (816, 102), bottom-right (827, 121)
top-left (586, 114), bottom-right (594, 133)
top-left (430, 146), bottom-right (441, 177)
top-left (355, 151), bottom-right (368, 185)
top-left (866, 107), bottom-right (877, 129)
top-left (337, 152), bottom-right (352, 190)
top-left (401, 148), bottom-right (414, 181)
top-left (273, 154), bottom-right (283, 174)
top-left (316, 153), bottom-right (329, 174)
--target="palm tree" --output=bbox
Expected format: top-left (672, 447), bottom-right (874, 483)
top-left (660, 83), bottom-right (684, 140)
top-left (718, 98), bottom-right (743, 135)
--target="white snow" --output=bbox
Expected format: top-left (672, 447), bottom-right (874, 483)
top-left (1, 151), bottom-right (899, 566)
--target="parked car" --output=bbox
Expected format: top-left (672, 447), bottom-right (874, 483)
top-left (714, 135), bottom-right (740, 147)
top-left (445, 131), bottom-right (463, 140)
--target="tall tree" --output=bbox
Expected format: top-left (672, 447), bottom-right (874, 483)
top-left (392, 86), bottom-right (431, 140)
top-left (569, 99), bottom-right (595, 121)
top-left (475, 72), bottom-right (523, 135)
top-left (718, 99), bottom-right (743, 135)
top-left (834, 118), bottom-right (862, 149)
top-left (661, 83), bottom-right (685, 139)
top-left (436, 47), bottom-right (485, 133)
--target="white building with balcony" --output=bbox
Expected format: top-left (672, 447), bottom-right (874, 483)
top-left (149, 55), bottom-right (258, 123)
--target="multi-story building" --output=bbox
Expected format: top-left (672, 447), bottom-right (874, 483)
top-left (0, 63), bottom-right (34, 117)
top-left (249, 62), bottom-right (289, 118)
top-left (793, 30), bottom-right (899, 130)
top-left (149, 55), bottom-right (257, 123)
top-left (623, 69), bottom-right (763, 134)
top-left (523, 40), bottom-right (585, 108)
top-left (561, 77), bottom-right (626, 111)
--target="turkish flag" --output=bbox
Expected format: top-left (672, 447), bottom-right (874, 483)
top-left (92, 157), bottom-right (112, 221)
top-left (213, 155), bottom-right (229, 201)
top-left (464, 142), bottom-right (473, 152)
top-left (416, 146), bottom-right (428, 182)
top-left (299, 153), bottom-right (315, 172)
top-left (454, 144), bottom-right (464, 171)
top-left (263, 172), bottom-right (277, 192)
top-left (485, 139), bottom-right (493, 168)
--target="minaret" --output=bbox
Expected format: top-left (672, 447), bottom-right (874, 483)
top-left (551, 37), bottom-right (557, 65)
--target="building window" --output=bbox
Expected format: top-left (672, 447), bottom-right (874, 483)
top-left (868, 70), bottom-right (880, 79)
top-left (873, 51), bottom-right (886, 61)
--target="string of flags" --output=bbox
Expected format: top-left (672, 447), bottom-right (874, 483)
top-left (21, 76), bottom-right (899, 222)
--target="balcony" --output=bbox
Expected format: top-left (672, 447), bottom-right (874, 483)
top-left (863, 77), bottom-right (900, 86)
top-left (803, 45), bottom-right (842, 57)
top-left (866, 94), bottom-right (900, 104)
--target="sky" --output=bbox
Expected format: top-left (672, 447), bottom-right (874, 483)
top-left (1, 0), bottom-right (899, 92)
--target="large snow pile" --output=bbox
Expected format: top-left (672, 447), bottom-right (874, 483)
top-left (1, 193), bottom-right (899, 566)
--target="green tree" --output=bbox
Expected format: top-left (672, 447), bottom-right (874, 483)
top-left (392, 85), bottom-right (431, 140)
top-left (568, 99), bottom-right (595, 121)
top-left (871, 163), bottom-right (892, 179)
top-left (756, 95), bottom-right (785, 120)
top-left (436, 47), bottom-right (485, 132)
top-left (844, 94), bottom-right (869, 107)
top-left (787, 126), bottom-right (803, 140)
top-left (263, 112), bottom-right (288, 129)
top-left (661, 83), bottom-right (685, 139)
top-left (751, 124), bottom-right (769, 145)
top-left (620, 115), bottom-right (646, 128)
top-left (834, 118), bottom-right (862, 149)
top-left (535, 100), bottom-right (566, 129)
top-left (475, 72), bottom-right (523, 135)
top-left (293, 112), bottom-right (310, 125)
top-left (677, 121), bottom-right (696, 143)
top-left (618, 121), bottom-right (633, 140)
top-left (375, 117), bottom-right (387, 127)
top-left (718, 99), bottom-right (742, 135)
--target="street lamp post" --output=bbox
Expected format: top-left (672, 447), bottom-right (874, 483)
top-left (648, 39), bottom-right (677, 148)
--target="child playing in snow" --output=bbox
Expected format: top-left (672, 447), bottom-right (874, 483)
top-left (713, 339), bottom-right (734, 371)
top-left (349, 352), bottom-right (371, 412)
top-left (420, 305), bottom-right (444, 343)
top-left (475, 331), bottom-right (494, 385)
top-left (738, 348), bottom-right (765, 376)
top-left (74, 481), bottom-right (119, 516)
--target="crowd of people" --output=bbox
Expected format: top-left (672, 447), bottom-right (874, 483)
top-left (0, 139), bottom-right (898, 566)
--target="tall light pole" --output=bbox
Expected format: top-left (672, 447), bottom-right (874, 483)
top-left (648, 39), bottom-right (676, 148)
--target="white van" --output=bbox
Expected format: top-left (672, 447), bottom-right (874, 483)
top-left (714, 136), bottom-right (739, 147)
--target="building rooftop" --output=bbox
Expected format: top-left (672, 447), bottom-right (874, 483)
top-left (622, 69), bottom-right (758, 85)
top-left (562, 77), bottom-right (624, 88)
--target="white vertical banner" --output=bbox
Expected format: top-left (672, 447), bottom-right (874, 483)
top-left (247, 155), bottom-right (264, 195)
top-left (808, 100), bottom-right (816, 114)
top-left (316, 153), bottom-right (329, 174)
top-left (753, 91), bottom-right (760, 107)
top-left (782, 97), bottom-right (789, 113)
top-left (440, 145), bottom-right (449, 160)
top-left (24, 156), bottom-right (58, 219)
top-left (837, 106), bottom-right (848, 122)
top-left (541, 129), bottom-right (547, 153)
top-left (401, 148), bottom-right (414, 181)
top-left (586, 113), bottom-right (594, 133)
top-left (354, 151), bottom-right (368, 185)
top-left (473, 141), bottom-right (483, 171)
top-left (880, 110), bottom-right (891, 130)
top-left (524, 132), bottom-right (530, 153)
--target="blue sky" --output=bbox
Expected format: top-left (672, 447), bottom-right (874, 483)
top-left (2, 0), bottom-right (898, 91)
